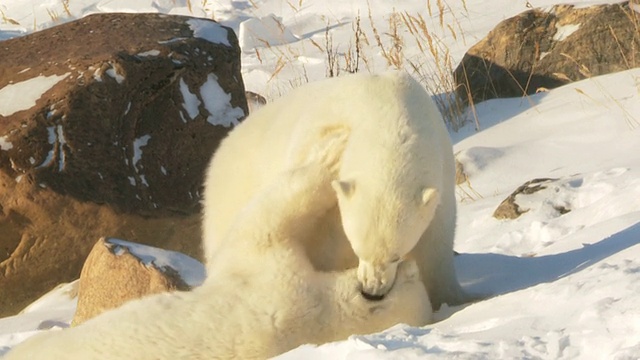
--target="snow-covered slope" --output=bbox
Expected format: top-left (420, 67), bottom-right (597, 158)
top-left (1, 0), bottom-right (639, 358)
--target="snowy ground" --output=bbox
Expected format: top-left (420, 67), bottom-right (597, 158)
top-left (1, 0), bottom-right (639, 359)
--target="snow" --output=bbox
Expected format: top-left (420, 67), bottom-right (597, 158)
top-left (1, 0), bottom-right (640, 359)
top-left (200, 73), bottom-right (245, 127)
top-left (132, 134), bottom-right (151, 168)
top-left (132, 134), bottom-right (151, 186)
top-left (0, 282), bottom-right (77, 357)
top-left (107, 238), bottom-right (206, 288)
top-left (0, 136), bottom-right (13, 150)
top-left (187, 18), bottom-right (231, 47)
top-left (137, 49), bottom-right (161, 57)
top-left (0, 74), bottom-right (69, 117)
top-left (56, 125), bottom-right (66, 171)
top-left (105, 65), bottom-right (125, 84)
top-left (553, 23), bottom-right (581, 41)
top-left (238, 14), bottom-right (298, 51)
top-left (37, 125), bottom-right (65, 170)
top-left (179, 78), bottom-right (201, 120)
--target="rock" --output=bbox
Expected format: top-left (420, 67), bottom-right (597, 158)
top-left (454, 2), bottom-right (640, 103)
top-left (245, 91), bottom-right (267, 114)
top-left (72, 238), bottom-right (205, 326)
top-left (493, 178), bottom-right (571, 220)
top-left (0, 13), bottom-right (246, 316)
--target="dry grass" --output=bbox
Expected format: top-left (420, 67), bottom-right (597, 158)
top-left (319, 14), bottom-right (369, 77)
top-left (286, 0), bottom-right (305, 12)
top-left (296, 0), bottom-right (479, 130)
top-left (363, 1), bottom-right (477, 131)
top-left (202, 0), bottom-right (478, 128)
top-left (457, 179), bottom-right (483, 202)
top-left (0, 9), bottom-right (20, 25)
top-left (567, 4), bottom-right (640, 129)
top-left (46, 8), bottom-right (61, 23)
top-left (62, 0), bottom-right (72, 17)
top-left (44, 0), bottom-right (73, 23)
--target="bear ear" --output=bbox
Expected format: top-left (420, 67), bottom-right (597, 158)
top-left (332, 180), bottom-right (355, 198)
top-left (421, 187), bottom-right (438, 206)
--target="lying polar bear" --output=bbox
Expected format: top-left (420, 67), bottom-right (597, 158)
top-left (5, 134), bottom-right (432, 360)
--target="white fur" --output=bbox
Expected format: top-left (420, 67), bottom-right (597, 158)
top-left (203, 71), bottom-right (465, 308)
top-left (5, 152), bottom-right (431, 360)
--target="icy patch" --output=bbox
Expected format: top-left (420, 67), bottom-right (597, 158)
top-left (107, 238), bottom-right (206, 287)
top-left (179, 78), bottom-right (201, 120)
top-left (0, 136), bottom-right (13, 150)
top-left (137, 49), bottom-right (160, 57)
top-left (553, 23), bottom-right (581, 41)
top-left (186, 18), bottom-right (230, 47)
top-left (238, 15), bottom-right (298, 51)
top-left (0, 73), bottom-right (69, 117)
top-left (200, 74), bottom-right (244, 127)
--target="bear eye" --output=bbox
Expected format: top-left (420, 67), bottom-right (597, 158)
top-left (390, 256), bottom-right (401, 263)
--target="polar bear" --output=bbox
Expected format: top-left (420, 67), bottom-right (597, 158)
top-left (203, 71), bottom-right (465, 309)
top-left (4, 139), bottom-right (431, 360)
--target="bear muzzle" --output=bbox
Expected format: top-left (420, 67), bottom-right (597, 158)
top-left (357, 259), bottom-right (399, 301)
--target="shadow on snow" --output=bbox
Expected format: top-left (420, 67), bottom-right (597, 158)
top-left (455, 220), bottom-right (640, 298)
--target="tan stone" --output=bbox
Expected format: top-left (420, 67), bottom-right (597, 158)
top-left (72, 238), bottom-right (192, 326)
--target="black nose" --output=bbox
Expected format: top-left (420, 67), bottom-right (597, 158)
top-left (361, 291), bottom-right (385, 301)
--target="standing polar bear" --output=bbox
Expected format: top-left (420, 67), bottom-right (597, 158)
top-left (204, 71), bottom-right (465, 309)
top-left (5, 142), bottom-right (431, 360)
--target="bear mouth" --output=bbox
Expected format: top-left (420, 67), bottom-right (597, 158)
top-left (360, 291), bottom-right (385, 301)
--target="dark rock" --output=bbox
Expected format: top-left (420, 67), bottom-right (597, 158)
top-left (0, 13), bottom-right (246, 316)
top-left (454, 2), bottom-right (640, 103)
top-left (245, 91), bottom-right (267, 114)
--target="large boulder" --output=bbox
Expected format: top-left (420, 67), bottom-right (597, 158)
top-left (72, 238), bottom-right (205, 326)
top-left (454, 2), bottom-right (640, 103)
top-left (0, 13), bottom-right (246, 317)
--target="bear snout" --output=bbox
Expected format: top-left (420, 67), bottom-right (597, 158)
top-left (357, 260), bottom-right (399, 301)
